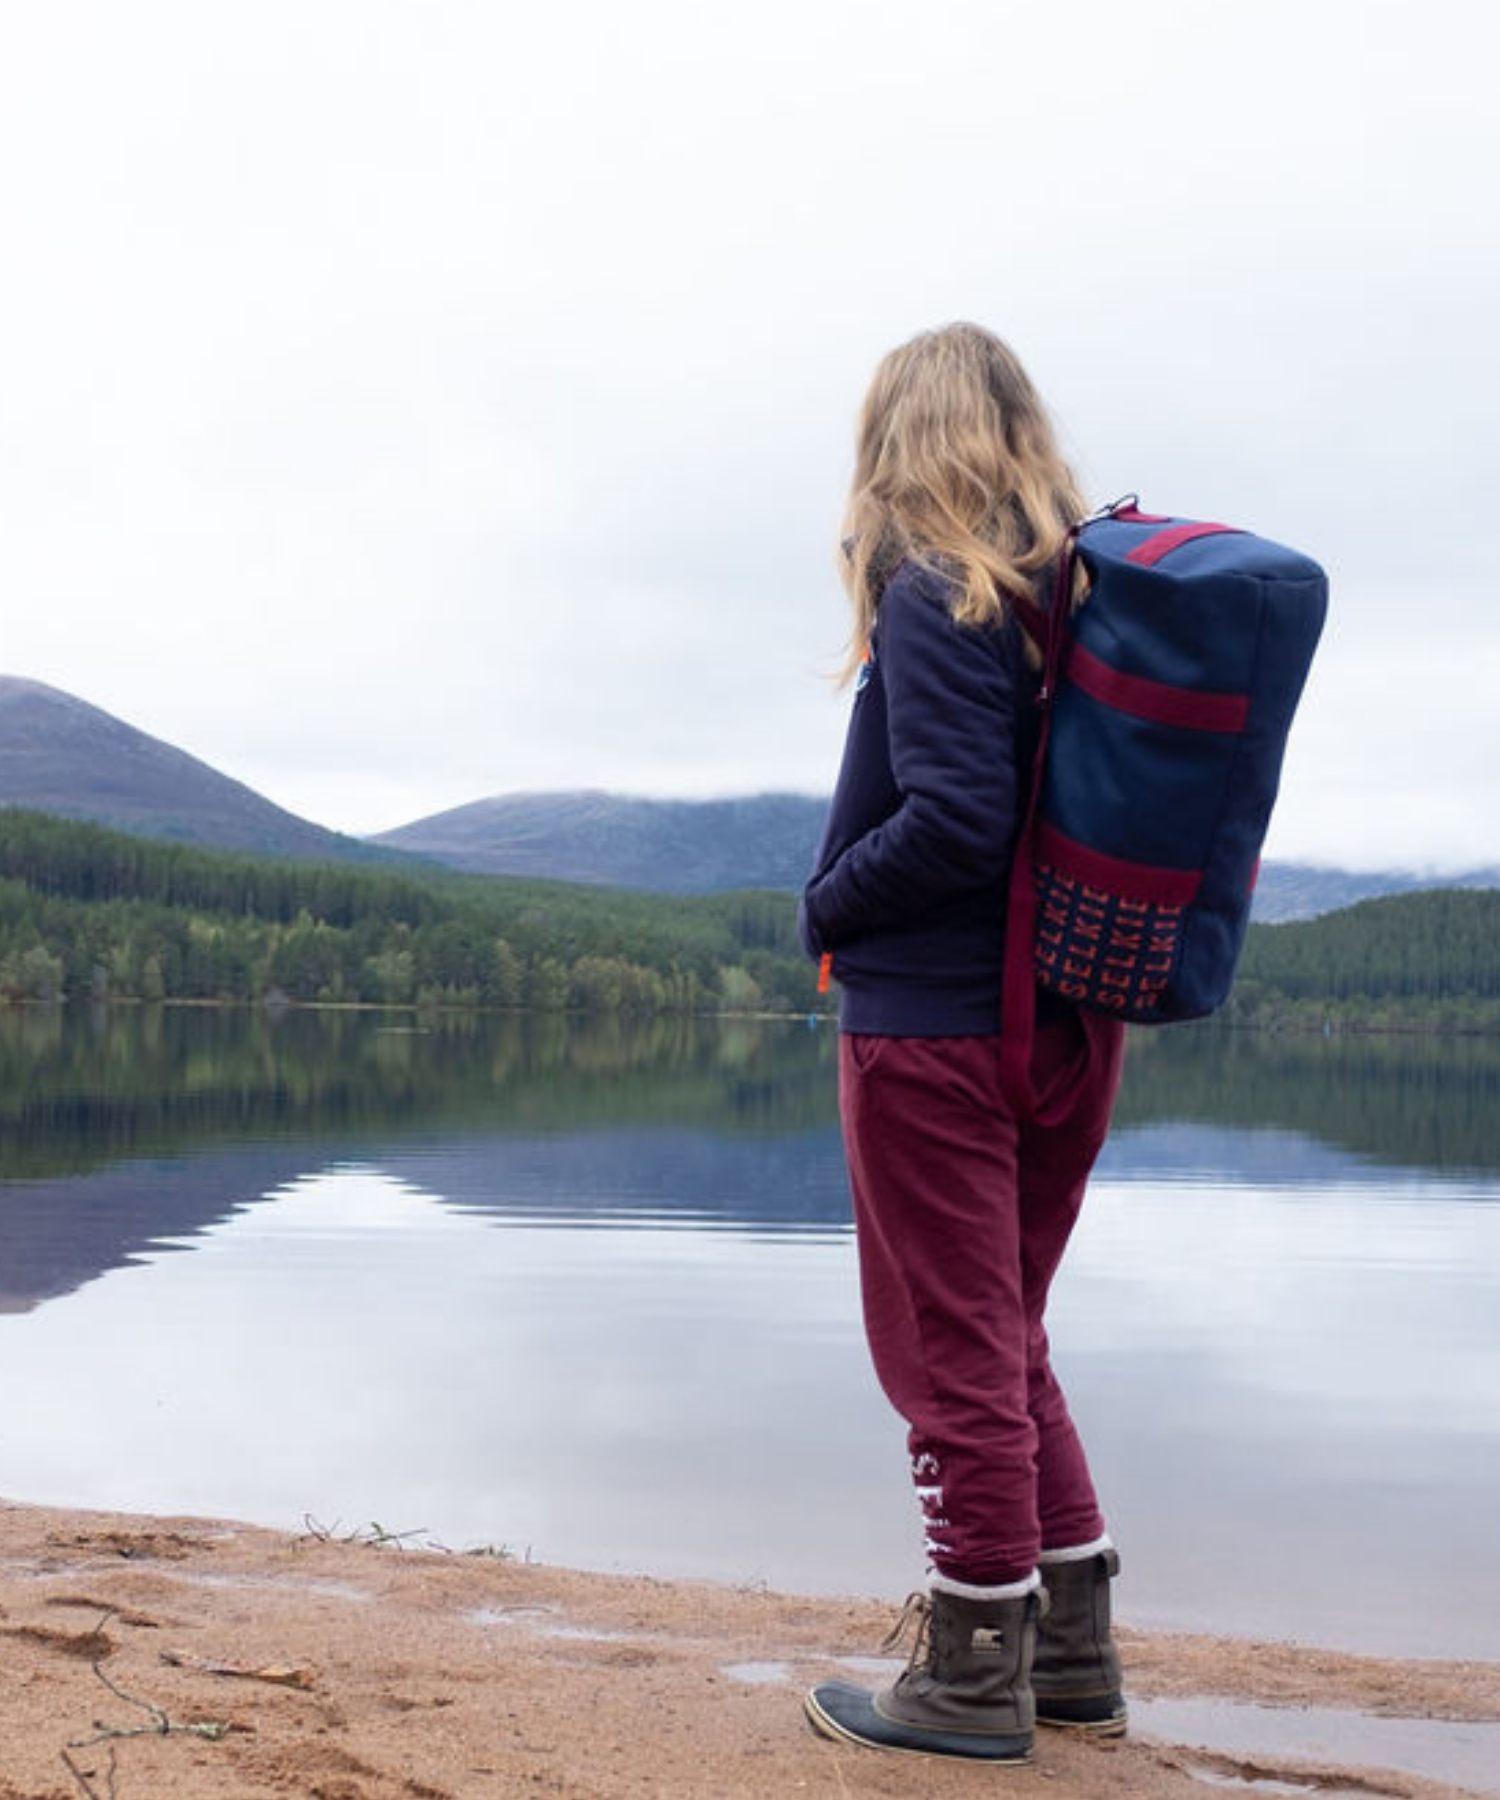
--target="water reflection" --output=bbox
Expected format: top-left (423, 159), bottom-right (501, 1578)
top-left (6, 1007), bottom-right (1500, 1188)
top-left (1, 1008), bottom-right (1498, 1660)
top-left (1116, 1027), bottom-right (1500, 1178)
top-left (1130, 1696), bottom-right (1500, 1798)
top-left (2, 1165), bottom-right (896, 1595)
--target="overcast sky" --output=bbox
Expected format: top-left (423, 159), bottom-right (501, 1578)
top-left (2, 1), bottom-right (1495, 870)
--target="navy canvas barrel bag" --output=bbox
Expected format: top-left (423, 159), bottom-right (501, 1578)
top-left (1002, 499), bottom-right (1327, 1106)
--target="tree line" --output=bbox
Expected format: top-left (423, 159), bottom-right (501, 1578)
top-left (3, 807), bottom-right (1498, 1027)
top-left (0, 809), bottom-right (823, 1013)
top-left (1225, 886), bottom-right (1500, 1031)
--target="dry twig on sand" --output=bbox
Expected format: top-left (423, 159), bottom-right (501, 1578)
top-left (60, 1741), bottom-right (116, 1800)
top-left (58, 1620), bottom-right (234, 1799)
top-left (300, 1513), bottom-right (430, 1549)
top-left (160, 1646), bottom-right (314, 1688)
top-left (69, 1651), bottom-right (234, 1747)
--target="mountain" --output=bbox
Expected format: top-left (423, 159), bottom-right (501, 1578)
top-left (7, 674), bottom-right (1496, 915)
top-left (372, 789), bottom-right (1500, 917)
top-left (370, 790), bottom-right (827, 894)
top-left (1249, 861), bottom-right (1500, 922)
top-left (0, 675), bottom-right (395, 863)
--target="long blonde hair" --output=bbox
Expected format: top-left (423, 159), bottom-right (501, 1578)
top-left (840, 322), bottom-right (1086, 678)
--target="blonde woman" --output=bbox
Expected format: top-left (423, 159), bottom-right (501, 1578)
top-left (800, 323), bottom-right (1127, 1763)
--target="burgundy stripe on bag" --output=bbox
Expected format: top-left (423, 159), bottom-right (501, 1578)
top-left (1034, 823), bottom-right (1202, 905)
top-left (1066, 643), bottom-right (1250, 733)
top-left (1124, 521), bottom-right (1242, 567)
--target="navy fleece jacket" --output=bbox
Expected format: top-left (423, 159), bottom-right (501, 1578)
top-left (800, 560), bottom-right (1041, 1036)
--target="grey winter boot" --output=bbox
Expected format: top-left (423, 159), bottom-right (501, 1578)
top-left (1033, 1545), bottom-right (1127, 1735)
top-left (804, 1586), bottom-right (1038, 1763)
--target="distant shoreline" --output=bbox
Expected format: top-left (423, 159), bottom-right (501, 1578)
top-left (5, 992), bottom-right (1500, 1036)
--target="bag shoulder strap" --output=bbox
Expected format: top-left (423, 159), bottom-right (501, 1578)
top-left (999, 531), bottom-right (1083, 1121)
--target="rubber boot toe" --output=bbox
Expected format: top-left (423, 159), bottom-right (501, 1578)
top-left (804, 1680), bottom-right (1034, 1764)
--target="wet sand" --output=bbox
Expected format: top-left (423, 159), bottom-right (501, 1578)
top-left (1, 1501), bottom-right (1496, 1800)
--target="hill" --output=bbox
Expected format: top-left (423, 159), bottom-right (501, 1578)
top-left (5, 676), bottom-right (1496, 915)
top-left (0, 675), bottom-right (393, 863)
top-left (1234, 885), bottom-right (1500, 1019)
top-left (369, 790), bottom-right (827, 893)
top-left (1248, 860), bottom-right (1500, 921)
top-left (372, 788), bottom-right (1499, 919)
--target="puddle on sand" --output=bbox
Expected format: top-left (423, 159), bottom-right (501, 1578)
top-left (170, 1569), bottom-right (374, 1604)
top-left (1134, 1695), bottom-right (1500, 1798)
top-left (467, 1604), bottom-right (559, 1628)
top-left (1182, 1764), bottom-right (1332, 1795)
top-left (539, 1623), bottom-right (642, 1643)
top-left (836, 1655), bottom-right (901, 1678)
top-left (722, 1661), bottom-right (793, 1686)
top-left (466, 1605), bottom-right (644, 1644)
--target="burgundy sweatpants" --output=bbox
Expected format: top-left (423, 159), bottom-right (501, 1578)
top-left (839, 1011), bottom-right (1125, 1588)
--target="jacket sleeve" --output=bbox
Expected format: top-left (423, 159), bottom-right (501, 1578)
top-left (802, 569), bottom-right (1023, 948)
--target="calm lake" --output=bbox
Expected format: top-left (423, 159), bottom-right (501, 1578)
top-left (2, 1007), bottom-right (1497, 1660)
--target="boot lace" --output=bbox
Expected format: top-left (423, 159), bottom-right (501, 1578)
top-left (878, 1591), bottom-right (933, 1672)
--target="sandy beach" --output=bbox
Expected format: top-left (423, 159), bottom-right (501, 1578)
top-left (1, 1502), bottom-right (1497, 1800)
